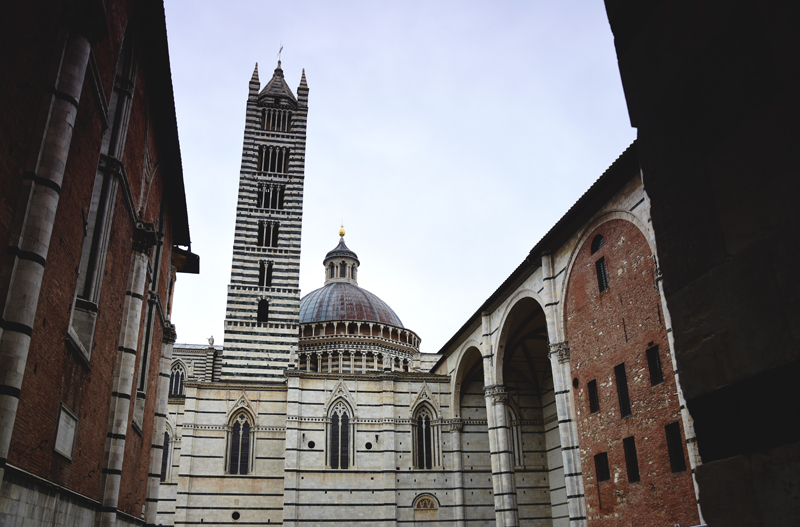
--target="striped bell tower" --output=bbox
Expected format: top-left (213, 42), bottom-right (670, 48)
top-left (220, 61), bottom-right (308, 381)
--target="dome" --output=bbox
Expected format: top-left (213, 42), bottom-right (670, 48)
top-left (324, 239), bottom-right (359, 264)
top-left (299, 282), bottom-right (404, 327)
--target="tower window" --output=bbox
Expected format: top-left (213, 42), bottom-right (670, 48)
top-left (257, 221), bottom-right (280, 248)
top-left (594, 452), bottom-right (610, 482)
top-left (228, 413), bottom-right (252, 475)
top-left (340, 261), bottom-right (346, 278)
top-left (646, 345), bottom-right (664, 385)
top-left (665, 421), bottom-right (687, 472)
top-left (588, 379), bottom-right (600, 413)
top-left (596, 257), bottom-right (609, 292)
top-left (623, 436), bottom-right (640, 482)
top-left (614, 363), bottom-right (632, 418)
top-left (258, 261), bottom-right (273, 287)
top-left (591, 234), bottom-right (605, 254)
top-left (257, 299), bottom-right (269, 323)
top-left (414, 406), bottom-right (437, 470)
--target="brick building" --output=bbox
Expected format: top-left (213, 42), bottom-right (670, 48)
top-left (0, 1), bottom-right (197, 526)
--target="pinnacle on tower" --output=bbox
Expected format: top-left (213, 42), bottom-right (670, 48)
top-left (249, 62), bottom-right (260, 99)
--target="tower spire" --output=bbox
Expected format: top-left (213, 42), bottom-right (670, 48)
top-left (248, 62), bottom-right (260, 99)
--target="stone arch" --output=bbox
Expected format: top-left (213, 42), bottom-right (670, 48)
top-left (493, 289), bottom-right (547, 386)
top-left (558, 209), bottom-right (655, 331)
top-left (451, 341), bottom-right (481, 418)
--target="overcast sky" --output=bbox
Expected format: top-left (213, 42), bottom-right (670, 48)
top-left (164, 0), bottom-right (636, 354)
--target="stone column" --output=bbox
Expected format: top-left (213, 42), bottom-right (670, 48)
top-left (98, 225), bottom-right (156, 527)
top-left (542, 252), bottom-right (587, 526)
top-left (451, 419), bottom-right (465, 527)
top-left (0, 30), bottom-right (91, 483)
top-left (144, 323), bottom-right (176, 527)
top-left (484, 386), bottom-right (519, 527)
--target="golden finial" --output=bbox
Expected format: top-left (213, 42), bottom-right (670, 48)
top-left (338, 223), bottom-right (345, 238)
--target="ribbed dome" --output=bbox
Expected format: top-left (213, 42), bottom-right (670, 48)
top-left (299, 282), bottom-right (404, 327)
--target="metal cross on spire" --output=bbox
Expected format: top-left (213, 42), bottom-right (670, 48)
top-left (277, 43), bottom-right (283, 62)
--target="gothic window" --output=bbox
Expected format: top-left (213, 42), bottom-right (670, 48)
top-left (228, 412), bottom-right (253, 475)
top-left (160, 431), bottom-right (170, 481)
top-left (170, 363), bottom-right (186, 395)
top-left (328, 401), bottom-right (352, 469)
top-left (413, 405), bottom-right (439, 470)
top-left (591, 234), bottom-right (605, 254)
top-left (259, 260), bottom-right (273, 287)
top-left (257, 299), bottom-right (269, 323)
top-left (596, 256), bottom-right (609, 292)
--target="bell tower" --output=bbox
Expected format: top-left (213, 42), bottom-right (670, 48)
top-left (220, 61), bottom-right (309, 381)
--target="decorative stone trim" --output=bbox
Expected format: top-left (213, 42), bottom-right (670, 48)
top-left (132, 221), bottom-right (158, 254)
top-left (162, 323), bottom-right (177, 344)
top-left (484, 385), bottom-right (509, 405)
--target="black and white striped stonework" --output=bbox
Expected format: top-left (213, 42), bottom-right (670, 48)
top-left (220, 63), bottom-right (309, 382)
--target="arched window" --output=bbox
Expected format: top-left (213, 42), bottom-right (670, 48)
top-left (328, 401), bottom-right (352, 469)
top-left (228, 412), bottom-right (253, 475)
top-left (328, 263), bottom-right (334, 279)
top-left (591, 234), bottom-right (605, 254)
top-left (169, 363), bottom-right (185, 395)
top-left (257, 299), bottom-right (269, 323)
top-left (160, 431), bottom-right (170, 481)
top-left (339, 261), bottom-right (346, 278)
top-left (414, 405), bottom-right (438, 469)
top-left (259, 260), bottom-right (273, 287)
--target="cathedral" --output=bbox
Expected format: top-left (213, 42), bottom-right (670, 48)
top-left (155, 62), bottom-right (702, 527)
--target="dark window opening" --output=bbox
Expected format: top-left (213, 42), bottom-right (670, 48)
top-left (646, 345), bottom-right (664, 385)
top-left (271, 224), bottom-right (279, 247)
top-left (591, 234), bottom-right (605, 254)
top-left (259, 261), bottom-right (273, 287)
top-left (615, 363), bottom-right (632, 417)
top-left (623, 436), bottom-right (640, 482)
top-left (665, 422), bottom-right (687, 472)
top-left (594, 452), bottom-right (610, 482)
top-left (257, 299), bottom-right (269, 323)
top-left (329, 403), bottom-right (351, 470)
top-left (596, 257), bottom-right (609, 292)
top-left (160, 431), bottom-right (170, 481)
top-left (588, 379), bottom-right (600, 413)
top-left (340, 261), bottom-right (346, 278)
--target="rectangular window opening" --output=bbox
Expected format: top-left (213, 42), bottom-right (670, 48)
top-left (594, 452), bottom-right (610, 482)
top-left (665, 421), bottom-right (687, 472)
top-left (614, 363), bottom-right (632, 418)
top-left (623, 436), bottom-right (640, 483)
top-left (588, 379), bottom-right (600, 413)
top-left (647, 345), bottom-right (664, 385)
top-left (596, 256), bottom-right (609, 292)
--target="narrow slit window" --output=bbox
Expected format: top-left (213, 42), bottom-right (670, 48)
top-left (594, 452), bottom-right (610, 482)
top-left (270, 223), bottom-right (279, 247)
top-left (588, 379), bottom-right (600, 413)
top-left (665, 422), bottom-right (687, 472)
top-left (160, 431), bottom-right (170, 481)
top-left (646, 345), bottom-right (664, 385)
top-left (596, 257), bottom-right (609, 292)
top-left (614, 363), bottom-right (632, 417)
top-left (265, 261), bottom-right (273, 287)
top-left (623, 436), bottom-right (640, 482)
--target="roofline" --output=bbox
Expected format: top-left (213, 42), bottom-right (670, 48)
top-left (144, 0), bottom-right (192, 248)
top-left (432, 141), bottom-right (640, 369)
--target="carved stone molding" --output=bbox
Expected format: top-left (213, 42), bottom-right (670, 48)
top-left (132, 221), bottom-right (157, 254)
top-left (484, 385), bottom-right (508, 405)
top-left (162, 323), bottom-right (177, 344)
top-left (549, 341), bottom-right (571, 364)
top-left (450, 418), bottom-right (464, 432)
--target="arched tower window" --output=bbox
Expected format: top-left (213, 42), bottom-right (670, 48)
top-left (259, 260), bottom-right (273, 287)
top-left (340, 261), bottom-right (346, 278)
top-left (228, 412), bottom-right (253, 475)
top-left (591, 234), bottom-right (605, 254)
top-left (413, 405), bottom-right (439, 469)
top-left (170, 363), bottom-right (186, 395)
top-left (328, 401), bottom-right (352, 469)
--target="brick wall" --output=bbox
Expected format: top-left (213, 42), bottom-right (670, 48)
top-left (565, 219), bottom-right (698, 526)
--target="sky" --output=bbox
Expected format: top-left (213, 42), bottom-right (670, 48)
top-left (164, 0), bottom-right (637, 354)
